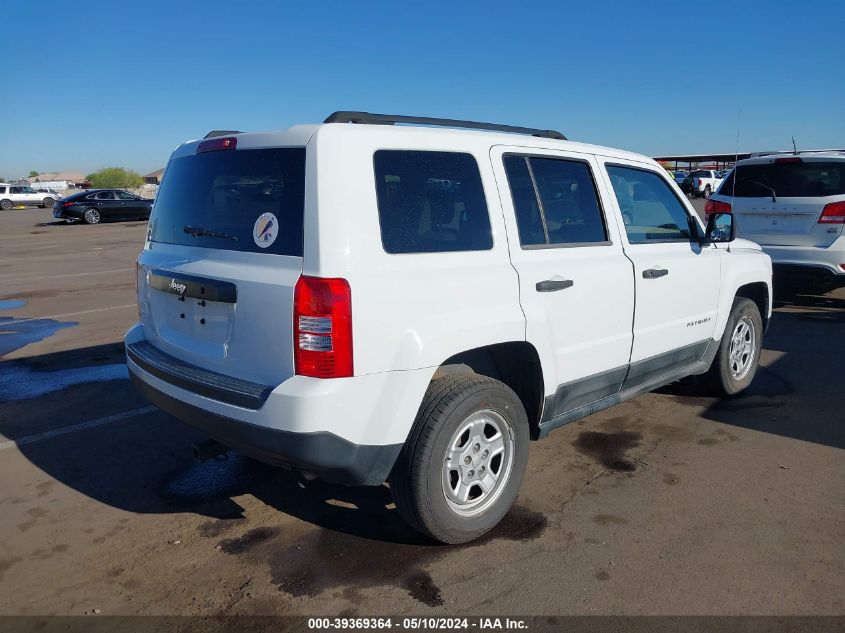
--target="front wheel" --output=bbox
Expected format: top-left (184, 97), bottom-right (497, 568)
top-left (83, 208), bottom-right (101, 224)
top-left (702, 298), bottom-right (763, 396)
top-left (390, 375), bottom-right (529, 544)
top-left (0, 199), bottom-right (11, 210)
top-left (42, 197), bottom-right (55, 209)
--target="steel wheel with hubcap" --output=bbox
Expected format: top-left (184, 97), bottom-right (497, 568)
top-left (83, 208), bottom-right (101, 224)
top-left (0, 199), bottom-right (11, 210)
top-left (42, 197), bottom-right (54, 209)
top-left (442, 409), bottom-right (513, 517)
top-left (391, 374), bottom-right (529, 544)
top-left (702, 297), bottom-right (763, 396)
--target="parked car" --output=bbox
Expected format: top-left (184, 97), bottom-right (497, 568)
top-left (708, 152), bottom-right (845, 295)
top-left (683, 169), bottom-right (724, 198)
top-left (0, 183), bottom-right (57, 209)
top-left (53, 189), bottom-right (153, 224)
top-left (126, 112), bottom-right (772, 544)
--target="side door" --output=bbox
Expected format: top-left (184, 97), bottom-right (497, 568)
top-left (490, 146), bottom-right (635, 425)
top-left (115, 190), bottom-right (141, 216)
top-left (94, 190), bottom-right (119, 217)
top-left (596, 159), bottom-right (722, 390)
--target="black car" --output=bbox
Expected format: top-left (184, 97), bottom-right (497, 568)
top-left (53, 189), bottom-right (153, 224)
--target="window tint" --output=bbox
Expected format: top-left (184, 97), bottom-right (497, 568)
top-left (10, 187), bottom-right (23, 194)
top-left (0, 187), bottom-right (6, 194)
top-left (720, 162), bottom-right (845, 197)
top-left (85, 193), bottom-right (97, 200)
top-left (373, 150), bottom-right (492, 254)
top-left (95, 191), bottom-right (115, 200)
top-left (115, 191), bottom-right (136, 200)
top-left (149, 148), bottom-right (305, 256)
top-left (503, 155), bottom-right (607, 247)
top-left (503, 156), bottom-right (545, 245)
top-left (530, 158), bottom-right (607, 245)
top-left (606, 165), bottom-right (695, 243)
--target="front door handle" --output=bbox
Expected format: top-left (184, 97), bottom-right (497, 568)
top-left (536, 279), bottom-right (574, 292)
top-left (642, 268), bottom-right (669, 279)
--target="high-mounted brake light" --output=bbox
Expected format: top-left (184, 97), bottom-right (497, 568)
top-left (774, 157), bottom-right (802, 164)
top-left (819, 201), bottom-right (845, 224)
top-left (704, 199), bottom-right (732, 215)
top-left (197, 137), bottom-right (237, 153)
top-left (293, 276), bottom-right (353, 378)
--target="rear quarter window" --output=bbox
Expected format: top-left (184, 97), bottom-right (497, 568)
top-left (373, 150), bottom-right (493, 254)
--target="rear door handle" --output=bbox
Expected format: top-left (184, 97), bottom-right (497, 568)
top-left (536, 279), bottom-right (574, 292)
top-left (642, 268), bottom-right (669, 279)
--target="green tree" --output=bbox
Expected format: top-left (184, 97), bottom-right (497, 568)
top-left (86, 167), bottom-right (144, 189)
top-left (28, 170), bottom-right (39, 178)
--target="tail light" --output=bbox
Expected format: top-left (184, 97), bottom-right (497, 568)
top-left (62, 200), bottom-right (76, 207)
top-left (819, 201), bottom-right (845, 224)
top-left (704, 200), bottom-right (732, 215)
top-left (293, 276), bottom-right (353, 378)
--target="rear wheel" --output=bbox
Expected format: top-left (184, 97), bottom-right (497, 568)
top-left (42, 197), bottom-right (55, 209)
top-left (390, 375), bottom-right (529, 544)
top-left (0, 199), bottom-right (11, 210)
top-left (702, 298), bottom-right (763, 396)
top-left (83, 208), bottom-right (101, 224)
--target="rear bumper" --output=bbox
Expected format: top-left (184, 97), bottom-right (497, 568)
top-left (124, 324), bottom-right (432, 485)
top-left (130, 373), bottom-right (401, 485)
top-left (762, 238), bottom-right (845, 280)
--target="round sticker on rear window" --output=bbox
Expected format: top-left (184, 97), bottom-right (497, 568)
top-left (253, 212), bottom-right (278, 249)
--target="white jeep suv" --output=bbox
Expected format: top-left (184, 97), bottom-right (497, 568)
top-left (0, 184), bottom-right (57, 210)
top-left (126, 112), bottom-right (773, 543)
top-left (708, 152), bottom-right (845, 295)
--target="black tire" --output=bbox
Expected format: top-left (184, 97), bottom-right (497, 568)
top-left (390, 374), bottom-right (529, 544)
top-left (83, 208), bottom-right (101, 225)
top-left (704, 184), bottom-right (712, 198)
top-left (0, 199), bottom-right (11, 210)
top-left (42, 197), bottom-right (54, 209)
top-left (701, 298), bottom-right (763, 396)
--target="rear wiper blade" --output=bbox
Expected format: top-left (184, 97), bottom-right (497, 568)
top-left (183, 225), bottom-right (238, 241)
top-left (747, 179), bottom-right (777, 203)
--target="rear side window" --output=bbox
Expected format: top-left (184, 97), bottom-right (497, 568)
top-left (149, 148), bottom-right (305, 256)
top-left (373, 150), bottom-right (493, 254)
top-left (720, 161), bottom-right (845, 197)
top-left (606, 165), bottom-right (695, 243)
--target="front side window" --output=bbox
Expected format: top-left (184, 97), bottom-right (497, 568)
top-left (10, 187), bottom-right (22, 194)
top-left (606, 165), bottom-right (696, 243)
top-left (504, 155), bottom-right (607, 247)
top-left (373, 150), bottom-right (493, 254)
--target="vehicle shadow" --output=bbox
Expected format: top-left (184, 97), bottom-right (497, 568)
top-left (659, 291), bottom-right (845, 449)
top-left (2, 342), bottom-right (425, 544)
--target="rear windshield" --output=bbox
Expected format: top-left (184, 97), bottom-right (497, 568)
top-left (720, 161), bottom-right (845, 198)
top-left (148, 148), bottom-right (306, 256)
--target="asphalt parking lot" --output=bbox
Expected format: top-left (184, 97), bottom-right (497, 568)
top-left (0, 204), bottom-right (843, 617)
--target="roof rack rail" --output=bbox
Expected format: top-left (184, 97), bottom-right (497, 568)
top-left (749, 148), bottom-right (845, 158)
top-left (324, 111), bottom-right (567, 140)
top-left (204, 130), bottom-right (242, 139)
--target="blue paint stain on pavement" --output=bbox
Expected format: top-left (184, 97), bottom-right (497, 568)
top-left (0, 299), bottom-right (27, 310)
top-left (0, 317), bottom-right (78, 357)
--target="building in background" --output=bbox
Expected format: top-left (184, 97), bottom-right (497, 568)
top-left (144, 168), bottom-right (164, 185)
top-left (26, 171), bottom-right (87, 189)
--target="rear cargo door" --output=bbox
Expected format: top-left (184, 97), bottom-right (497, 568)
top-left (137, 145), bottom-right (306, 387)
top-left (723, 160), bottom-right (845, 247)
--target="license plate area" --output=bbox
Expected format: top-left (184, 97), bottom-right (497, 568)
top-left (148, 270), bottom-right (235, 354)
top-left (741, 213), bottom-right (812, 234)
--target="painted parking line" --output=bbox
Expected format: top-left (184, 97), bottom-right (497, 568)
top-left (0, 304), bottom-right (137, 326)
top-left (0, 268), bottom-right (134, 281)
top-left (0, 406), bottom-right (158, 451)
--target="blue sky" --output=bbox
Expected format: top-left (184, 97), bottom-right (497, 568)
top-left (3, 0), bottom-right (844, 178)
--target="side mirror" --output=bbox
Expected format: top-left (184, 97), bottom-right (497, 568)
top-left (702, 212), bottom-right (735, 245)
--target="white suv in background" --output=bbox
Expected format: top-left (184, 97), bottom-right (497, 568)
top-left (708, 152), bottom-right (845, 295)
top-left (126, 112), bottom-right (772, 543)
top-left (0, 184), bottom-right (57, 210)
